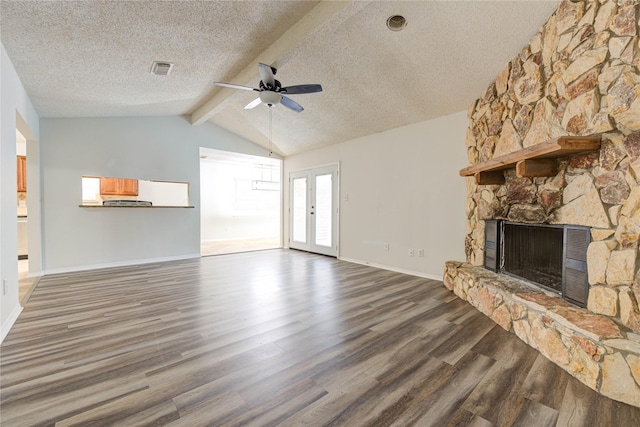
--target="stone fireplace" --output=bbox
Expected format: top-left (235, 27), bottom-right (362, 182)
top-left (444, 0), bottom-right (640, 407)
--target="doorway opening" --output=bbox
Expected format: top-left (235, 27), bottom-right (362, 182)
top-left (16, 116), bottom-right (41, 305)
top-left (200, 148), bottom-right (282, 256)
top-left (289, 164), bottom-right (339, 257)
top-left (17, 128), bottom-right (29, 300)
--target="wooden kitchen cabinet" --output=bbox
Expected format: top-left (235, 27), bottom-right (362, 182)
top-left (17, 156), bottom-right (27, 192)
top-left (100, 177), bottom-right (139, 196)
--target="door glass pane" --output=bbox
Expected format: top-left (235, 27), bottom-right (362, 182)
top-left (292, 177), bottom-right (307, 243)
top-left (315, 174), bottom-right (332, 247)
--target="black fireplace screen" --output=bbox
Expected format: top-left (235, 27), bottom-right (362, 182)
top-left (503, 223), bottom-right (563, 293)
top-left (484, 220), bottom-right (589, 307)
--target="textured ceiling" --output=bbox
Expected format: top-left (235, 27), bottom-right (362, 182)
top-left (1, 0), bottom-right (560, 156)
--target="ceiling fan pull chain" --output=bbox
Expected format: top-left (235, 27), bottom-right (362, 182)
top-left (269, 107), bottom-right (273, 157)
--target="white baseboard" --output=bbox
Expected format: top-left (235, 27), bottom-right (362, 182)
top-left (1, 303), bottom-right (23, 344)
top-left (339, 257), bottom-right (443, 282)
top-left (43, 253), bottom-right (201, 275)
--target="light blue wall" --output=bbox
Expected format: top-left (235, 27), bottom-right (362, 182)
top-left (40, 116), bottom-right (275, 273)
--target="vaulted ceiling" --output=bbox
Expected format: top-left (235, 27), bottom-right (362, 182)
top-left (1, 1), bottom-right (560, 155)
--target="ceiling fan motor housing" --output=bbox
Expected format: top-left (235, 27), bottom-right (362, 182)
top-left (260, 79), bottom-right (282, 91)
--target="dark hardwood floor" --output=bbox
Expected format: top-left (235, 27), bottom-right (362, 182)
top-left (1, 249), bottom-right (639, 426)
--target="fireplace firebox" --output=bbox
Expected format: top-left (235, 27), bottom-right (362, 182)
top-left (484, 220), bottom-right (590, 307)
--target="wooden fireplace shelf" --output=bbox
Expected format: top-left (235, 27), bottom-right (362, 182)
top-left (460, 136), bottom-right (601, 185)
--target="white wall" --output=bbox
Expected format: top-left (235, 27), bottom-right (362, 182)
top-left (1, 44), bottom-right (40, 341)
top-left (284, 111), bottom-right (469, 280)
top-left (40, 116), bottom-right (274, 273)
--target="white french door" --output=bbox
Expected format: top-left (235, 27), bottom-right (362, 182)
top-left (289, 165), bottom-right (338, 257)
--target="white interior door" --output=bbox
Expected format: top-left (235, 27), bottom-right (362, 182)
top-left (289, 165), bottom-right (338, 257)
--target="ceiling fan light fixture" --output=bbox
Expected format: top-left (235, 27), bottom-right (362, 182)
top-left (150, 61), bottom-right (174, 76)
top-left (386, 15), bottom-right (407, 31)
top-left (260, 91), bottom-right (281, 106)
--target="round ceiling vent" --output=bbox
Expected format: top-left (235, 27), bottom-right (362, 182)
top-left (386, 15), bottom-right (407, 31)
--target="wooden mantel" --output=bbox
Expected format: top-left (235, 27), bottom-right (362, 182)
top-left (460, 136), bottom-right (601, 185)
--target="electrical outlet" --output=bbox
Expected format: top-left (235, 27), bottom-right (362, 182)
top-left (418, 249), bottom-right (424, 257)
top-left (409, 249), bottom-right (415, 257)
top-left (384, 243), bottom-right (389, 251)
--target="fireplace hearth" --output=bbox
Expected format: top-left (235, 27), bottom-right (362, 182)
top-left (485, 220), bottom-right (589, 307)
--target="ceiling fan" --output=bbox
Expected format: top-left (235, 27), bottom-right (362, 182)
top-left (214, 63), bottom-right (322, 112)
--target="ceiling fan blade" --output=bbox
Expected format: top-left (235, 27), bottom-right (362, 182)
top-left (214, 82), bottom-right (257, 91)
top-left (280, 96), bottom-right (304, 113)
top-left (258, 63), bottom-right (276, 89)
top-left (281, 84), bottom-right (323, 95)
top-left (244, 98), bottom-right (262, 110)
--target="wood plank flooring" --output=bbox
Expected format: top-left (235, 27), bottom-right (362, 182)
top-left (2, 249), bottom-right (639, 426)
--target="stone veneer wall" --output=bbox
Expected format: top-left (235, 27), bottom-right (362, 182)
top-left (450, 0), bottom-right (640, 407)
top-left (464, 0), bottom-right (640, 333)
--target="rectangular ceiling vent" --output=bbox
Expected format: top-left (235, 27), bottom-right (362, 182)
top-left (150, 61), bottom-right (174, 76)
